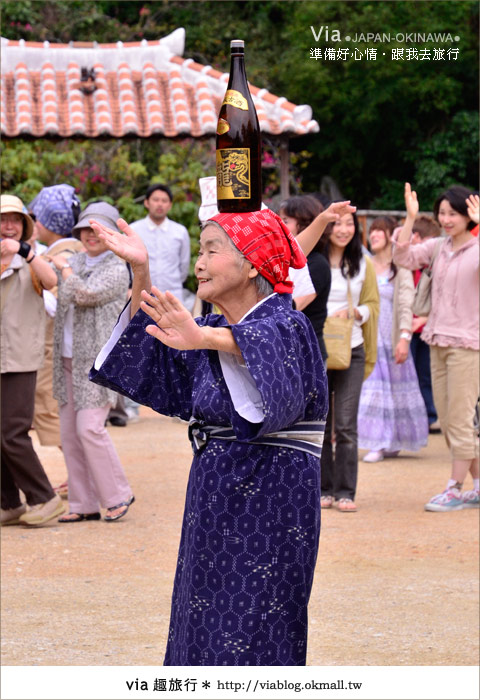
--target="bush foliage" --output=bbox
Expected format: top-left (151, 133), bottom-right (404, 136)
top-left (2, 0), bottom-right (479, 215)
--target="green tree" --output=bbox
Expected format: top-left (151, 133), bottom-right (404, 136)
top-left (2, 0), bottom-right (478, 209)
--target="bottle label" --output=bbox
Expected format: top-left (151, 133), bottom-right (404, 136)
top-left (216, 148), bottom-right (251, 199)
top-left (222, 89), bottom-right (248, 111)
top-left (216, 118), bottom-right (230, 135)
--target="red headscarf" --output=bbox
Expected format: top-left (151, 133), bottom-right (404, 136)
top-left (209, 209), bottom-right (307, 294)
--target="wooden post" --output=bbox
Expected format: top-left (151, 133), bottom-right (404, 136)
top-left (279, 137), bottom-right (290, 201)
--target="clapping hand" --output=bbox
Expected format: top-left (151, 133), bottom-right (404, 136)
top-left (404, 183), bottom-right (419, 220)
top-left (141, 288), bottom-right (205, 350)
top-left (466, 194), bottom-right (479, 225)
top-left (89, 218), bottom-right (148, 268)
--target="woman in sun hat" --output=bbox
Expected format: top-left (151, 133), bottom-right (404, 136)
top-left (1, 194), bottom-right (65, 527)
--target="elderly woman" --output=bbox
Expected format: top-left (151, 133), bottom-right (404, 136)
top-left (90, 208), bottom-right (330, 666)
top-left (50, 202), bottom-right (133, 523)
top-left (29, 184), bottom-right (84, 497)
top-left (1, 194), bottom-right (65, 526)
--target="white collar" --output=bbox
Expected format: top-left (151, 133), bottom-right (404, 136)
top-left (146, 215), bottom-right (169, 231)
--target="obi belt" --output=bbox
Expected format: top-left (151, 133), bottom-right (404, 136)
top-left (188, 419), bottom-right (325, 458)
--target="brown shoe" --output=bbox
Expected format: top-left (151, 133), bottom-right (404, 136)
top-left (1, 504), bottom-right (27, 526)
top-left (19, 495), bottom-right (65, 527)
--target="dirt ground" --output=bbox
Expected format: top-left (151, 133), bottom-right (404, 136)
top-left (1, 407), bottom-right (478, 668)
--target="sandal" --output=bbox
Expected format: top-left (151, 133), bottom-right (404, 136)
top-left (104, 495), bottom-right (135, 522)
top-left (336, 498), bottom-right (357, 512)
top-left (54, 481), bottom-right (69, 499)
top-left (320, 495), bottom-right (334, 509)
top-left (58, 512), bottom-right (101, 523)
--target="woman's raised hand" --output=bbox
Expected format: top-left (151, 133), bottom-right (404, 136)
top-left (89, 218), bottom-right (148, 268)
top-left (295, 200), bottom-right (356, 257)
top-left (141, 288), bottom-right (205, 350)
top-left (466, 194), bottom-right (479, 225)
top-left (404, 183), bottom-right (419, 219)
top-left (321, 200), bottom-right (356, 224)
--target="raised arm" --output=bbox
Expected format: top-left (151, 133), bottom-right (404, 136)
top-left (141, 287), bottom-right (242, 355)
top-left (466, 194), bottom-right (479, 225)
top-left (295, 201), bottom-right (357, 256)
top-left (89, 218), bottom-right (151, 317)
top-left (393, 184), bottom-right (440, 270)
top-left (397, 182), bottom-right (419, 244)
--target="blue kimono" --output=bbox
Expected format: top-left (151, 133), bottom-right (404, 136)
top-left (91, 293), bottom-right (328, 666)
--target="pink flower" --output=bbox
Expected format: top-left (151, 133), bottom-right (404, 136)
top-left (139, 6), bottom-right (150, 16)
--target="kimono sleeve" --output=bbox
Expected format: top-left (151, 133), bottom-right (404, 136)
top-left (229, 310), bottom-right (327, 440)
top-left (89, 305), bottom-right (200, 420)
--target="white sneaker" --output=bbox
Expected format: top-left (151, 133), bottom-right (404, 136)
top-left (19, 495), bottom-right (65, 527)
top-left (363, 450), bottom-right (384, 463)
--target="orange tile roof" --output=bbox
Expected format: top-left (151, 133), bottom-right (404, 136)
top-left (1, 29), bottom-right (319, 139)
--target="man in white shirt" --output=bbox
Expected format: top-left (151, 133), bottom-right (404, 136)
top-left (130, 184), bottom-right (191, 302)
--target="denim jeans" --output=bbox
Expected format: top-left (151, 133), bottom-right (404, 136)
top-left (410, 333), bottom-right (437, 424)
top-left (321, 344), bottom-right (365, 501)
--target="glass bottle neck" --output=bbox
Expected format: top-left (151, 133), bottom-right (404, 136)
top-left (228, 54), bottom-right (247, 88)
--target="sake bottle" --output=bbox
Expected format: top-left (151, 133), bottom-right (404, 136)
top-left (216, 40), bottom-right (262, 212)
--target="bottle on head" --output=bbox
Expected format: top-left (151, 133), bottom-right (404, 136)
top-left (216, 39), bottom-right (262, 213)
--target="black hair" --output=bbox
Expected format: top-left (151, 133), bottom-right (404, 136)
top-left (279, 195), bottom-right (323, 236)
top-left (145, 183), bottom-right (173, 202)
top-left (318, 208), bottom-right (363, 278)
top-left (433, 185), bottom-right (476, 231)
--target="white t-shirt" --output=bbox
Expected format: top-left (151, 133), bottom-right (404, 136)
top-left (327, 257), bottom-right (370, 348)
top-left (289, 265), bottom-right (315, 298)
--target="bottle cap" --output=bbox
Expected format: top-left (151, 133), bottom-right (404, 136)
top-left (230, 40), bottom-right (244, 48)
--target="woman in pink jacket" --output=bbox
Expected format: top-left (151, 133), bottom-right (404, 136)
top-left (394, 184), bottom-right (479, 512)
